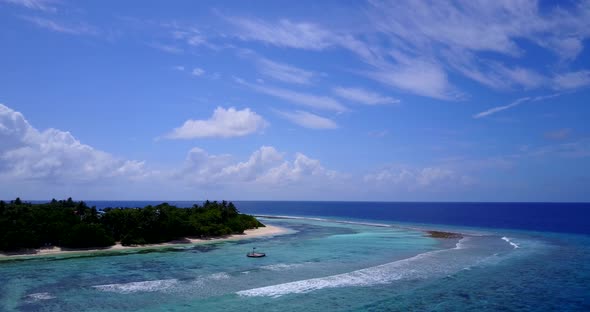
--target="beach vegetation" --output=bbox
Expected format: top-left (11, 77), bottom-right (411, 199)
top-left (0, 198), bottom-right (264, 251)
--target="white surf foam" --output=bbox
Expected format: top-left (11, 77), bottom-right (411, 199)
top-left (25, 292), bottom-right (55, 302)
top-left (93, 279), bottom-right (178, 294)
top-left (237, 233), bottom-right (515, 298)
top-left (260, 263), bottom-right (306, 271)
top-left (237, 248), bottom-right (462, 298)
top-left (208, 272), bottom-right (230, 280)
top-left (501, 237), bottom-right (520, 249)
top-left (455, 237), bottom-right (469, 249)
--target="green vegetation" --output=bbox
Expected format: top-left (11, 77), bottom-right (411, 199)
top-left (0, 198), bottom-right (264, 251)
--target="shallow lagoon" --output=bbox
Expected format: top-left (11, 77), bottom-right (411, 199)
top-left (1, 217), bottom-right (589, 311)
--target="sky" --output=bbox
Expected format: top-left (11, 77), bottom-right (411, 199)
top-left (0, 0), bottom-right (589, 202)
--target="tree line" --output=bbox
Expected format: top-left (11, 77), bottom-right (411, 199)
top-left (0, 198), bottom-right (264, 251)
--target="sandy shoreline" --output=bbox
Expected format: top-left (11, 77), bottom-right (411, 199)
top-left (0, 224), bottom-right (288, 260)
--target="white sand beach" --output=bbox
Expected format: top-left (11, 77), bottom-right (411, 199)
top-left (0, 224), bottom-right (288, 259)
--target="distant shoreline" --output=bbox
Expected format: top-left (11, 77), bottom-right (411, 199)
top-left (0, 224), bottom-right (288, 260)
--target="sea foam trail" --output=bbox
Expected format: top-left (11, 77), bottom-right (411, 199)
top-left (237, 238), bottom-right (497, 298)
top-left (93, 279), bottom-right (178, 294)
top-left (92, 272), bottom-right (234, 295)
top-left (260, 263), bottom-right (307, 271)
top-left (25, 292), bottom-right (55, 302)
top-left (501, 237), bottom-right (520, 249)
top-left (257, 215), bottom-right (393, 228)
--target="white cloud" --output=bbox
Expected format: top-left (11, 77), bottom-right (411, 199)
top-left (333, 87), bottom-right (398, 105)
top-left (180, 147), bottom-right (233, 182)
top-left (257, 58), bottom-right (316, 85)
top-left (474, 93), bottom-right (563, 119)
top-left (368, 57), bottom-right (457, 100)
top-left (237, 79), bottom-right (347, 111)
top-left (219, 146), bottom-right (284, 181)
top-left (0, 104), bottom-right (146, 182)
top-left (473, 97), bottom-right (530, 119)
top-left (229, 16), bottom-right (458, 99)
top-left (494, 65), bottom-right (547, 90)
top-left (150, 42), bottom-right (183, 54)
top-left (230, 18), bottom-right (334, 50)
top-left (226, 2), bottom-right (590, 98)
top-left (553, 70), bottom-right (590, 90)
top-left (369, 1), bottom-right (590, 59)
top-left (276, 110), bottom-right (338, 129)
top-left (364, 165), bottom-right (471, 191)
top-left (366, 1), bottom-right (589, 94)
top-left (0, 104), bottom-right (36, 151)
top-left (179, 146), bottom-right (339, 186)
top-left (258, 152), bottom-right (339, 185)
top-left (1, 0), bottom-right (56, 12)
top-left (191, 67), bottom-right (205, 76)
top-left (165, 107), bottom-right (268, 139)
top-left (528, 139), bottom-right (590, 159)
top-left (173, 65), bottom-right (185, 71)
top-left (544, 128), bottom-right (572, 141)
top-left (165, 26), bottom-right (223, 51)
top-left (20, 16), bottom-right (98, 35)
top-left (172, 28), bottom-right (207, 46)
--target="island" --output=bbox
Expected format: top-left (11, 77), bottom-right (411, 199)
top-left (0, 198), bottom-right (266, 253)
top-left (425, 230), bottom-right (463, 239)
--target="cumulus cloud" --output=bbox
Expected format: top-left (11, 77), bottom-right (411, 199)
top-left (0, 104), bottom-right (146, 182)
top-left (165, 107), bottom-right (268, 139)
top-left (179, 145), bottom-right (339, 186)
top-left (364, 165), bottom-right (471, 191)
top-left (220, 146), bottom-right (284, 181)
top-left (333, 87), bottom-right (398, 105)
top-left (276, 110), bottom-right (338, 129)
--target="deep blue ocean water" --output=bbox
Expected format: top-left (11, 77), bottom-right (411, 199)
top-left (83, 201), bottom-right (590, 234)
top-left (2, 201), bottom-right (589, 311)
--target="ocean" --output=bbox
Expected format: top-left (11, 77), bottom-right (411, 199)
top-left (1, 201), bottom-right (589, 311)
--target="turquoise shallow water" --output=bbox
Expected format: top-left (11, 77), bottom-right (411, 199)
top-left (1, 217), bottom-right (589, 311)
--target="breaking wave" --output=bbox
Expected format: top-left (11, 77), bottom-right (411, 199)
top-left (501, 237), bottom-right (520, 249)
top-left (237, 235), bottom-right (514, 298)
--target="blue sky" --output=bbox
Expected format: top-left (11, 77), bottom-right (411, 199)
top-left (1, 0), bottom-right (589, 201)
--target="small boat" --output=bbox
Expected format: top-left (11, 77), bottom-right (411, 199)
top-left (246, 247), bottom-right (266, 258)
